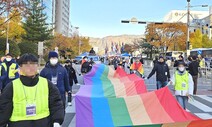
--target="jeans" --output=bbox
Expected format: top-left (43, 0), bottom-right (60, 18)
top-left (192, 75), bottom-right (198, 95)
top-left (176, 95), bottom-right (188, 109)
top-left (156, 81), bottom-right (168, 89)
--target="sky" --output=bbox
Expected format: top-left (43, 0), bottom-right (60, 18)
top-left (70, 0), bottom-right (211, 38)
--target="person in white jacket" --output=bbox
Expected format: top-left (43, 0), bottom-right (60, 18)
top-left (170, 61), bottom-right (194, 109)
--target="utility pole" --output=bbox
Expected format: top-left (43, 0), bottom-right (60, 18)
top-left (186, 0), bottom-right (191, 58)
top-left (6, 2), bottom-right (10, 54)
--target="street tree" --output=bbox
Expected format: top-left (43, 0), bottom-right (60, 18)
top-left (0, 0), bottom-right (25, 27)
top-left (145, 23), bottom-right (187, 51)
top-left (190, 29), bottom-right (202, 48)
top-left (22, 0), bottom-right (52, 43)
top-left (48, 34), bottom-right (91, 58)
top-left (0, 9), bottom-right (25, 42)
top-left (202, 34), bottom-right (212, 48)
top-left (0, 37), bottom-right (20, 57)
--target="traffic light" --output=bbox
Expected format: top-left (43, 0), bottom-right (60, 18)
top-left (187, 41), bottom-right (190, 50)
top-left (189, 44), bottom-right (192, 50)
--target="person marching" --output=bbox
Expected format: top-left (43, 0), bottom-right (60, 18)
top-left (130, 57), bottom-right (144, 78)
top-left (170, 61), bottom-right (194, 109)
top-left (40, 51), bottom-right (70, 107)
top-left (0, 53), bottom-right (64, 127)
top-left (81, 56), bottom-right (91, 74)
top-left (0, 53), bottom-right (19, 91)
top-left (64, 59), bottom-right (80, 106)
top-left (147, 56), bottom-right (170, 89)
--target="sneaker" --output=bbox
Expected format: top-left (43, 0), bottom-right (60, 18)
top-left (76, 83), bottom-right (81, 86)
top-left (68, 102), bottom-right (72, 106)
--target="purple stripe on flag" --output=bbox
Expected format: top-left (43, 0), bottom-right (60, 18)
top-left (84, 64), bottom-right (101, 85)
top-left (76, 85), bottom-right (94, 127)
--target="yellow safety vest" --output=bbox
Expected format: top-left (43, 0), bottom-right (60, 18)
top-left (10, 77), bottom-right (50, 121)
top-left (175, 71), bottom-right (189, 91)
top-left (2, 63), bottom-right (17, 79)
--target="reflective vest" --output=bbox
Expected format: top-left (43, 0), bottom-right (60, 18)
top-left (2, 63), bottom-right (17, 79)
top-left (10, 77), bottom-right (50, 121)
top-left (175, 71), bottom-right (189, 91)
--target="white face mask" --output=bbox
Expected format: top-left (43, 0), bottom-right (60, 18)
top-left (50, 59), bottom-right (58, 65)
top-left (6, 58), bottom-right (12, 62)
top-left (178, 67), bottom-right (185, 72)
top-left (85, 58), bottom-right (88, 61)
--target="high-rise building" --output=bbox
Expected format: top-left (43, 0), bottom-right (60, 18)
top-left (42, 0), bottom-right (71, 36)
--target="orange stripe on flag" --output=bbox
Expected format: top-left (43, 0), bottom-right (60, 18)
top-left (124, 95), bottom-right (152, 125)
top-left (140, 92), bottom-right (174, 124)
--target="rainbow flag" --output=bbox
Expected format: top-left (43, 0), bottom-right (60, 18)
top-left (76, 64), bottom-right (211, 127)
top-left (83, 64), bottom-right (147, 97)
top-left (130, 62), bottom-right (144, 75)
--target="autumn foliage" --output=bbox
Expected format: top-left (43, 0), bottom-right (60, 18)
top-left (47, 33), bottom-right (91, 58)
top-left (145, 23), bottom-right (187, 51)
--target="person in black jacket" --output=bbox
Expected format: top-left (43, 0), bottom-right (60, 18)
top-left (81, 58), bottom-right (91, 74)
top-left (64, 60), bottom-right (79, 106)
top-left (188, 56), bottom-right (199, 95)
top-left (147, 56), bottom-right (170, 89)
top-left (174, 55), bottom-right (184, 67)
top-left (0, 53), bottom-right (64, 127)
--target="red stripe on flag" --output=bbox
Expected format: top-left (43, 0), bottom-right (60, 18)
top-left (187, 119), bottom-right (212, 127)
top-left (155, 87), bottom-right (201, 122)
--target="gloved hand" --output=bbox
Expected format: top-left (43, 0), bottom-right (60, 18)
top-left (53, 123), bottom-right (61, 127)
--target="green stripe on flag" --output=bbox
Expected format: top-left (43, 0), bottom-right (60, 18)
top-left (101, 66), bottom-right (116, 97)
top-left (108, 98), bottom-right (133, 126)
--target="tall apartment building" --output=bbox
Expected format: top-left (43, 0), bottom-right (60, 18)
top-left (42, 0), bottom-right (71, 36)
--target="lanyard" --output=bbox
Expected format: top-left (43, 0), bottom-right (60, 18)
top-left (22, 85), bottom-right (38, 103)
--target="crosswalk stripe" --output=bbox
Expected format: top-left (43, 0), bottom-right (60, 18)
top-left (194, 113), bottom-right (212, 119)
top-left (198, 95), bottom-right (212, 103)
top-left (188, 98), bottom-right (212, 112)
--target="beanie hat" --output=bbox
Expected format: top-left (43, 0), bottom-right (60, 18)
top-left (48, 51), bottom-right (58, 59)
top-left (178, 61), bottom-right (186, 66)
top-left (159, 56), bottom-right (164, 59)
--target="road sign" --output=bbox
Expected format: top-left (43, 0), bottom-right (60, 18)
top-left (197, 50), bottom-right (202, 55)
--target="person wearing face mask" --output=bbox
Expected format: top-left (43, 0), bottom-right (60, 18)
top-left (170, 61), bottom-right (194, 110)
top-left (0, 53), bottom-right (19, 91)
top-left (0, 53), bottom-right (64, 127)
top-left (147, 56), bottom-right (170, 89)
top-left (40, 51), bottom-right (70, 108)
top-left (64, 60), bottom-right (80, 106)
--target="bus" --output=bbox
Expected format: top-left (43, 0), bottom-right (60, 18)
top-left (190, 48), bottom-right (212, 58)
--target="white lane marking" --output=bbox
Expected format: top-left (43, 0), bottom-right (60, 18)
top-left (189, 99), bottom-right (212, 112)
top-left (194, 113), bottom-right (212, 119)
top-left (198, 95), bottom-right (212, 103)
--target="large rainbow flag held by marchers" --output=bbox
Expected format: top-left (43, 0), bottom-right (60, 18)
top-left (75, 64), bottom-right (212, 127)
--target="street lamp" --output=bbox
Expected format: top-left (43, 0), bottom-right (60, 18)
top-left (75, 27), bottom-right (81, 55)
top-left (186, 0), bottom-right (208, 57)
